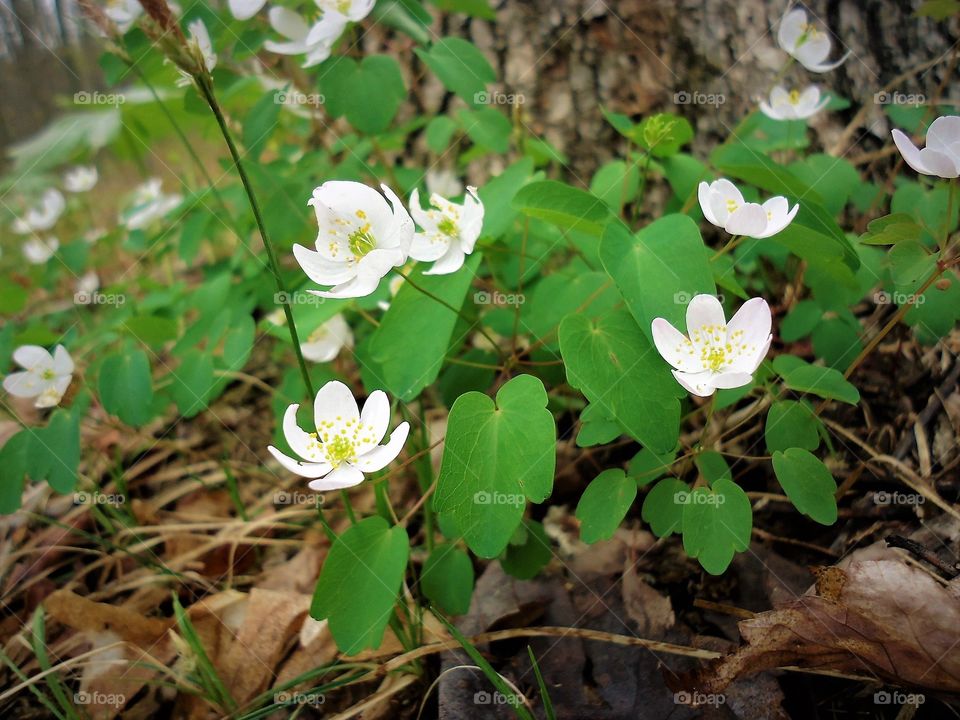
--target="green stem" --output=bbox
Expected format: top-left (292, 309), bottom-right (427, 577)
top-left (195, 75), bottom-right (315, 400)
top-left (394, 269), bottom-right (506, 363)
top-left (711, 234), bottom-right (745, 260)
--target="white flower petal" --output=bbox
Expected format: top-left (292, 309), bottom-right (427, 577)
top-left (423, 244), bottom-right (466, 275)
top-left (672, 369), bottom-right (716, 397)
top-left (359, 390), bottom-right (390, 447)
top-left (724, 203), bottom-right (769, 238)
top-left (777, 8), bottom-right (807, 53)
top-left (229, 0), bottom-right (266, 19)
top-left (725, 297), bottom-right (772, 372)
top-left (3, 371), bottom-right (42, 398)
top-left (409, 231), bottom-right (451, 262)
top-left (709, 371), bottom-right (754, 390)
top-left (268, 445), bottom-right (332, 478)
top-left (293, 243), bottom-right (355, 285)
top-left (282, 403), bottom-right (321, 460)
top-left (313, 380), bottom-right (360, 432)
top-left (651, 317), bottom-right (700, 373)
top-left (697, 181), bottom-right (719, 225)
top-left (357, 421), bottom-right (409, 472)
top-left (685, 294), bottom-right (726, 338)
top-left (13, 345), bottom-right (52, 370)
top-left (51, 345), bottom-right (74, 376)
top-left (268, 6), bottom-right (310, 40)
top-left (308, 463), bottom-right (365, 490)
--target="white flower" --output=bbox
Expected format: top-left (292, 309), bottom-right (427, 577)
top-left (301, 314), bottom-right (354, 363)
top-left (176, 19), bottom-right (217, 86)
top-left (425, 169), bottom-right (464, 199)
top-left (84, 228), bottom-right (106, 244)
top-left (267, 380), bottom-right (410, 490)
top-left (122, 179), bottom-right (182, 230)
top-left (264, 7), bottom-right (346, 68)
top-left (892, 115), bottom-right (960, 179)
top-left (14, 189), bottom-right (65, 233)
top-left (652, 295), bottom-right (772, 398)
top-left (294, 181), bottom-right (414, 299)
top-left (229, 0), bottom-right (267, 20)
top-left (777, 7), bottom-right (850, 73)
top-left (63, 166), bottom-right (98, 193)
top-left (3, 345), bottom-right (74, 409)
top-left (408, 186), bottom-right (484, 275)
top-left (76, 271), bottom-right (100, 295)
top-left (266, 308), bottom-right (287, 326)
top-left (23, 237), bottom-right (59, 264)
top-left (104, 0), bottom-right (142, 33)
top-left (314, 0), bottom-right (375, 22)
top-left (759, 85), bottom-right (829, 121)
top-left (698, 179), bottom-right (798, 239)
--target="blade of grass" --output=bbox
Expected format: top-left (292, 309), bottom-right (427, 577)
top-left (527, 646), bottom-right (556, 720)
top-left (30, 608), bottom-right (81, 720)
top-left (171, 595), bottom-right (237, 713)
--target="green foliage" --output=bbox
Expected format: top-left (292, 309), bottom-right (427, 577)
top-left (576, 469), bottom-right (637, 543)
top-left (772, 448), bottom-right (838, 525)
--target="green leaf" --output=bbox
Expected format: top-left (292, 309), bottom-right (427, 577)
top-left (33, 408), bottom-right (82, 494)
top-left (917, 0), bottom-right (960, 20)
top-left (627, 447), bottom-right (676, 487)
top-left (0, 431), bottom-right (32, 513)
top-left (559, 309), bottom-right (681, 453)
top-left (576, 402), bottom-right (623, 447)
top-left (635, 113), bottom-right (693, 157)
top-left (641, 477), bottom-right (687, 537)
top-left (695, 451), bottom-right (731, 485)
top-left (681, 478), bottom-right (752, 575)
top-left (780, 300), bottom-right (822, 342)
top-left (415, 37), bottom-right (495, 107)
top-left (434, 374), bottom-right (556, 558)
top-left (425, 115), bottom-right (458, 153)
top-left (523, 271), bottom-right (619, 349)
top-left (477, 158), bottom-right (535, 238)
top-left (600, 214), bottom-right (715, 339)
top-left (369, 254), bottom-right (480, 401)
top-left (590, 160), bottom-right (639, 211)
top-left (320, 56), bottom-right (406, 135)
top-left (576, 469), bottom-right (637, 543)
top-left (421, 544), bottom-right (474, 615)
top-left (889, 241), bottom-right (936, 286)
top-left (170, 349), bottom-right (215, 418)
top-left (773, 355), bottom-right (860, 405)
top-left (860, 213), bottom-right (923, 246)
top-left (99, 349), bottom-right (155, 427)
top-left (772, 448), bottom-right (838, 525)
top-left (458, 107), bottom-right (512, 153)
top-left (500, 520), bottom-right (552, 579)
top-left (512, 180), bottom-right (615, 237)
top-left (430, 0), bottom-right (496, 19)
top-left (310, 516), bottom-right (409, 654)
top-left (765, 400), bottom-right (820, 453)
top-left (124, 315), bottom-right (179, 347)
top-left (242, 90), bottom-right (281, 159)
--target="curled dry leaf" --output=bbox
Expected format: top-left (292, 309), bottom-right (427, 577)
top-left (676, 559), bottom-right (960, 695)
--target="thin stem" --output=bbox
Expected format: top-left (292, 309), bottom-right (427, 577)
top-left (711, 234), bottom-right (746, 260)
top-left (195, 75), bottom-right (315, 400)
top-left (394, 269), bottom-right (506, 363)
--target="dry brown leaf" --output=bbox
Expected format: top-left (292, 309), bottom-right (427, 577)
top-left (678, 559), bottom-right (960, 695)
